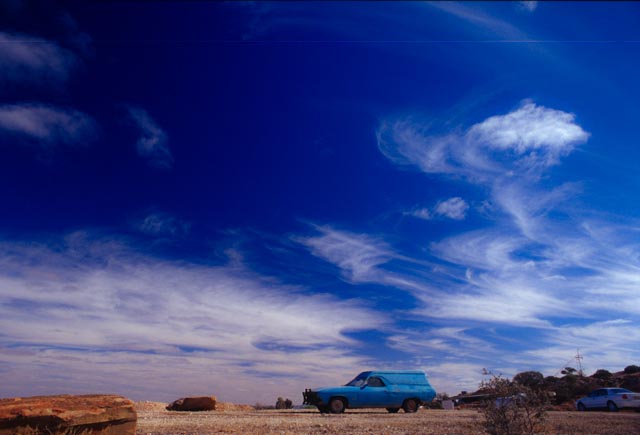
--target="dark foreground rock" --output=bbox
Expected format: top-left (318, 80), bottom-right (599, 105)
top-left (0, 394), bottom-right (137, 435)
top-left (167, 396), bottom-right (217, 411)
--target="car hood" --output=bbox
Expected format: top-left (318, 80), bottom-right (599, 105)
top-left (314, 386), bottom-right (359, 394)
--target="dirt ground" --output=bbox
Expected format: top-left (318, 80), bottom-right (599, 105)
top-left (135, 405), bottom-right (640, 435)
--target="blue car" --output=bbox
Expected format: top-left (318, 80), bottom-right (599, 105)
top-left (303, 370), bottom-right (436, 414)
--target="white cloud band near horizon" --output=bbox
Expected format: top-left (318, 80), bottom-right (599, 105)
top-left (0, 231), bottom-right (383, 402)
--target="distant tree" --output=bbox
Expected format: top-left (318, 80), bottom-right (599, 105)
top-left (624, 365), bottom-right (640, 374)
top-left (561, 367), bottom-right (577, 376)
top-left (514, 371), bottom-right (545, 390)
top-left (592, 369), bottom-right (612, 380)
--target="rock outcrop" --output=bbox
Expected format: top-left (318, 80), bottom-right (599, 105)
top-left (0, 394), bottom-right (137, 435)
top-left (166, 396), bottom-right (217, 411)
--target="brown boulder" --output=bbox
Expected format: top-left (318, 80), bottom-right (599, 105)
top-left (0, 394), bottom-right (136, 435)
top-left (166, 396), bottom-right (216, 411)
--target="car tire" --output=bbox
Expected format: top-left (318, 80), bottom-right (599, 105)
top-left (607, 401), bottom-right (618, 412)
top-left (577, 403), bottom-right (586, 412)
top-left (386, 407), bottom-right (400, 413)
top-left (329, 398), bottom-right (345, 414)
top-left (402, 398), bottom-right (419, 413)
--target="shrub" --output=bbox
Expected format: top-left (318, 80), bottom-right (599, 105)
top-left (592, 369), bottom-right (612, 380)
top-left (624, 365), bottom-right (640, 374)
top-left (513, 371), bottom-right (544, 390)
top-left (479, 374), bottom-right (549, 435)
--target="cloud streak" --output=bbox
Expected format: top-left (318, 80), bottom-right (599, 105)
top-left (0, 32), bottom-right (78, 86)
top-left (0, 103), bottom-right (97, 148)
top-left (125, 105), bottom-right (173, 169)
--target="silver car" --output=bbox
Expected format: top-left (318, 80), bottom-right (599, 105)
top-left (576, 388), bottom-right (640, 412)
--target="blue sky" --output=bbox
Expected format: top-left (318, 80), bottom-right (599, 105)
top-left (1, 1), bottom-right (640, 404)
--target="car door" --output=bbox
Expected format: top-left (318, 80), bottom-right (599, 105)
top-left (582, 390), bottom-right (602, 409)
top-left (359, 376), bottom-right (391, 407)
top-left (591, 389), bottom-right (608, 408)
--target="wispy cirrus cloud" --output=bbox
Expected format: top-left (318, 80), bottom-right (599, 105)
top-left (0, 32), bottom-right (78, 87)
top-left (518, 2), bottom-right (538, 13)
top-left (297, 225), bottom-right (395, 283)
top-left (296, 225), bottom-right (441, 297)
top-left (300, 100), bottom-right (640, 384)
top-left (0, 231), bottom-right (382, 402)
top-left (377, 101), bottom-right (589, 183)
top-left (409, 197), bottom-right (469, 221)
top-left (125, 105), bottom-right (173, 169)
top-left (426, 1), bottom-right (528, 40)
top-left (0, 103), bottom-right (97, 148)
top-left (137, 211), bottom-right (191, 238)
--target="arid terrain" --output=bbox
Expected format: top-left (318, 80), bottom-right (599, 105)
top-left (135, 403), bottom-right (640, 435)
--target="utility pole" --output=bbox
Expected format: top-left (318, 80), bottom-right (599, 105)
top-left (575, 349), bottom-right (584, 376)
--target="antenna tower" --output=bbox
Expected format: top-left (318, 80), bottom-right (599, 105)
top-left (575, 349), bottom-right (584, 376)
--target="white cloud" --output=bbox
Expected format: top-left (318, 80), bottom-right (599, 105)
top-left (0, 103), bottom-right (97, 147)
top-left (377, 102), bottom-right (589, 182)
top-left (125, 105), bottom-right (173, 169)
top-left (435, 197), bottom-right (469, 220)
top-left (0, 32), bottom-right (78, 86)
top-left (467, 103), bottom-right (589, 168)
top-left (0, 232), bottom-right (382, 402)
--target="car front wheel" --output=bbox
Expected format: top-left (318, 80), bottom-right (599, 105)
top-left (577, 403), bottom-right (586, 412)
top-left (607, 401), bottom-right (618, 412)
top-left (403, 398), bottom-right (419, 413)
top-left (329, 398), bottom-right (345, 414)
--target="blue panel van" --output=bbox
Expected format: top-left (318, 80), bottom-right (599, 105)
top-left (303, 370), bottom-right (436, 414)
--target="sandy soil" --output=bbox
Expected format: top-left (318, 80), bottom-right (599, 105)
top-left (135, 406), bottom-right (640, 435)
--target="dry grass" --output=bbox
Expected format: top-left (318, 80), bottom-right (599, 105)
top-left (135, 408), bottom-right (640, 435)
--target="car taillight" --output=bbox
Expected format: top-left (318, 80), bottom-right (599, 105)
top-left (622, 394), bottom-right (628, 399)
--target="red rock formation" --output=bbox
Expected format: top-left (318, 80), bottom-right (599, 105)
top-left (0, 394), bottom-right (137, 435)
top-left (166, 396), bottom-right (217, 411)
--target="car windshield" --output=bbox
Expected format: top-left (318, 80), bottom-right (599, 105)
top-left (345, 373), bottom-right (368, 387)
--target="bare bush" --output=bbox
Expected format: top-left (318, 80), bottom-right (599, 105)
top-left (479, 374), bottom-right (550, 435)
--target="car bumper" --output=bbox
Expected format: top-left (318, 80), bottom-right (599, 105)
top-left (618, 399), bottom-right (640, 409)
top-left (303, 389), bottom-right (325, 406)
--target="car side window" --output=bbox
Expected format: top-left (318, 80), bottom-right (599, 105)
top-left (367, 377), bottom-right (385, 387)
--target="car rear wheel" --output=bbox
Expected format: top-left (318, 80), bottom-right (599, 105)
top-left (402, 398), bottom-right (419, 413)
top-left (607, 401), bottom-right (618, 412)
top-left (386, 407), bottom-right (400, 413)
top-left (329, 398), bottom-right (345, 414)
top-left (577, 403), bottom-right (586, 411)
